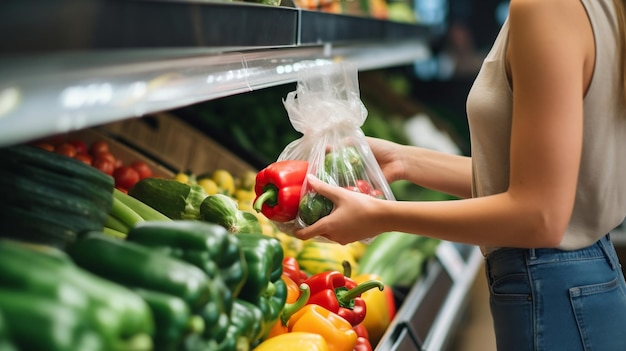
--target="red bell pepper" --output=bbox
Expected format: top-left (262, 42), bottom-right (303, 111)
top-left (253, 160), bottom-right (308, 222)
top-left (282, 257), bottom-right (308, 285)
top-left (353, 323), bottom-right (373, 351)
top-left (303, 270), bottom-right (384, 326)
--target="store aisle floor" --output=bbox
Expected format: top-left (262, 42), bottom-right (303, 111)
top-left (448, 262), bottom-right (496, 351)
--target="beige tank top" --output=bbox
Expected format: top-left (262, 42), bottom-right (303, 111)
top-left (466, 0), bottom-right (626, 251)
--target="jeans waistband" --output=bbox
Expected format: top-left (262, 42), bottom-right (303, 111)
top-left (485, 234), bottom-right (615, 269)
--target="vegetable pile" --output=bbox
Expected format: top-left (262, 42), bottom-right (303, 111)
top-left (0, 140), bottom-right (441, 351)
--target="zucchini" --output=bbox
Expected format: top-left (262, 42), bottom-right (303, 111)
top-left (128, 178), bottom-right (207, 220)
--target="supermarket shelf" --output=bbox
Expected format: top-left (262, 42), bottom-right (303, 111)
top-left (376, 243), bottom-right (484, 351)
top-left (0, 0), bottom-right (440, 52)
top-left (0, 0), bottom-right (436, 147)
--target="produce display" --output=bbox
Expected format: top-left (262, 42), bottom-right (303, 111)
top-left (0, 134), bottom-right (441, 351)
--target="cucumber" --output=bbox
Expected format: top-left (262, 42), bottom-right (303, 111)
top-left (0, 202), bottom-right (80, 247)
top-left (0, 174), bottom-right (111, 223)
top-left (2, 162), bottom-right (114, 208)
top-left (199, 194), bottom-right (240, 231)
top-left (0, 144), bottom-right (114, 188)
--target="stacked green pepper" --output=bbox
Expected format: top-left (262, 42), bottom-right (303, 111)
top-left (235, 233), bottom-right (287, 344)
top-left (125, 220), bottom-right (249, 349)
top-left (67, 232), bottom-right (227, 351)
top-left (0, 239), bottom-right (154, 351)
top-left (109, 220), bottom-right (287, 350)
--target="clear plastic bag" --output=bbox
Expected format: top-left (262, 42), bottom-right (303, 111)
top-left (273, 62), bottom-right (395, 241)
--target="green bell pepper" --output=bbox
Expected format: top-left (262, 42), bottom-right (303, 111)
top-left (228, 299), bottom-right (265, 347)
top-left (126, 220), bottom-right (248, 300)
top-left (181, 299), bottom-right (263, 351)
top-left (0, 239), bottom-right (154, 351)
top-left (0, 309), bottom-right (16, 351)
top-left (67, 232), bottom-right (217, 313)
top-left (133, 288), bottom-right (199, 351)
top-left (0, 290), bottom-right (107, 351)
top-left (235, 233), bottom-right (287, 341)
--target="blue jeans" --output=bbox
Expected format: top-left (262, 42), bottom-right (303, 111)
top-left (484, 234), bottom-right (626, 351)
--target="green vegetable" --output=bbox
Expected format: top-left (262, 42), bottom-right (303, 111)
top-left (182, 299), bottom-right (261, 351)
top-left (235, 233), bottom-right (287, 341)
top-left (0, 239), bottom-right (154, 351)
top-left (0, 144), bottom-right (114, 248)
top-left (324, 146), bottom-right (365, 186)
top-left (114, 188), bottom-right (171, 222)
top-left (297, 192), bottom-right (334, 226)
top-left (110, 196), bottom-right (145, 229)
top-left (126, 220), bottom-right (248, 300)
top-left (0, 310), bottom-right (17, 351)
top-left (0, 290), bottom-right (107, 351)
top-left (67, 232), bottom-right (216, 313)
top-left (133, 289), bottom-right (196, 351)
top-left (228, 299), bottom-right (265, 347)
top-left (200, 194), bottom-right (262, 233)
top-left (0, 144), bottom-right (113, 190)
top-left (357, 232), bottom-right (440, 287)
top-left (129, 178), bottom-right (208, 220)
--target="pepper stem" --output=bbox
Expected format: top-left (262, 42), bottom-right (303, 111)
top-left (337, 280), bottom-right (384, 307)
top-left (253, 186), bottom-right (278, 212)
top-left (280, 283), bottom-right (311, 325)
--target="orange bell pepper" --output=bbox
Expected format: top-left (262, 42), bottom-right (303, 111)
top-left (288, 304), bottom-right (357, 351)
top-left (253, 331), bottom-right (329, 351)
top-left (266, 274), bottom-right (311, 338)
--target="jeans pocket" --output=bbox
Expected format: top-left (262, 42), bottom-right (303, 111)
top-left (570, 277), bottom-right (626, 351)
top-left (490, 273), bottom-right (533, 351)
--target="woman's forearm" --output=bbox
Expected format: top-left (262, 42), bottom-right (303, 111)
top-left (400, 145), bottom-right (473, 199)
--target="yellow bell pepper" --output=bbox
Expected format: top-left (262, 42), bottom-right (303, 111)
top-left (288, 304), bottom-right (357, 351)
top-left (353, 273), bottom-right (396, 344)
top-left (253, 332), bottom-right (329, 351)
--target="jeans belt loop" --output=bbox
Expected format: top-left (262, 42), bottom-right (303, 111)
top-left (598, 234), bottom-right (616, 270)
top-left (528, 248), bottom-right (537, 260)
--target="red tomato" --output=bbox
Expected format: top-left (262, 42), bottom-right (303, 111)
top-left (355, 180), bottom-right (373, 194)
top-left (90, 140), bottom-right (110, 155)
top-left (92, 157), bottom-right (115, 175)
top-left (369, 189), bottom-right (385, 199)
top-left (73, 153), bottom-right (93, 165)
top-left (113, 166), bottom-right (140, 190)
top-left (94, 151), bottom-right (116, 164)
top-left (131, 161), bottom-right (153, 179)
top-left (68, 140), bottom-right (87, 155)
top-left (54, 143), bottom-right (77, 158)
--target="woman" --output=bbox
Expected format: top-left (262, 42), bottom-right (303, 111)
top-left (294, 0), bottom-right (626, 349)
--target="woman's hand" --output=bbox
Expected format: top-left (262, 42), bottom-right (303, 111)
top-left (366, 137), bottom-right (406, 183)
top-left (293, 174), bottom-right (388, 244)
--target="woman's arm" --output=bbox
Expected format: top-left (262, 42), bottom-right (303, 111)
top-left (296, 0), bottom-right (594, 248)
top-left (367, 137), bottom-right (473, 199)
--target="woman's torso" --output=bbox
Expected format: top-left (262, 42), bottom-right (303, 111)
top-left (466, 0), bottom-right (626, 251)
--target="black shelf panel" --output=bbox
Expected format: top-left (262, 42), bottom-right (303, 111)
top-left (0, 0), bottom-right (438, 55)
top-left (0, 0), bottom-right (300, 53)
